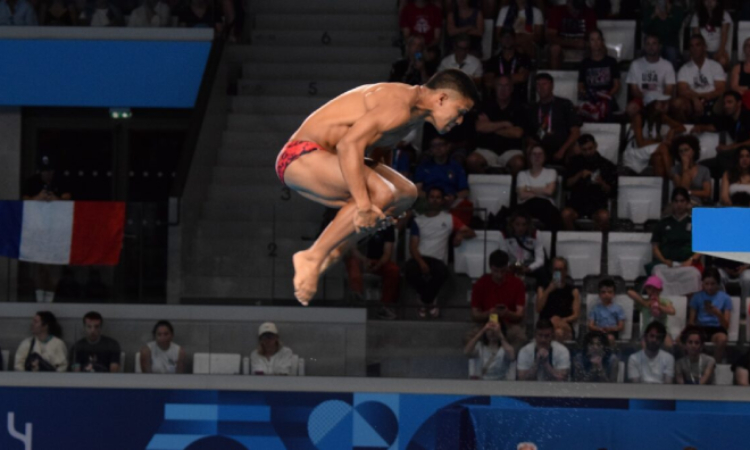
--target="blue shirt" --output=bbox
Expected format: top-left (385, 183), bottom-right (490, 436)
top-left (588, 302), bottom-right (626, 329)
top-left (414, 158), bottom-right (469, 196)
top-left (690, 290), bottom-right (732, 327)
top-left (0, 0), bottom-right (38, 25)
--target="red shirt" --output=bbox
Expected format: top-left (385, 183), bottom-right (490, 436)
top-left (547, 6), bottom-right (597, 40)
top-left (399, 2), bottom-right (443, 46)
top-left (471, 273), bottom-right (526, 321)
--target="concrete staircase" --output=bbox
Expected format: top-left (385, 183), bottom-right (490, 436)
top-left (181, 0), bottom-right (401, 301)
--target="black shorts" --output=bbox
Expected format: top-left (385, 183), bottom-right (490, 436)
top-left (698, 326), bottom-right (728, 340)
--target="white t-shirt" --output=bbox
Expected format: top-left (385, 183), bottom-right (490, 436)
top-left (250, 346), bottom-right (294, 375)
top-left (626, 57), bottom-right (676, 96)
top-left (517, 341), bottom-right (570, 381)
top-left (677, 59), bottom-right (726, 94)
top-left (438, 54), bottom-right (483, 78)
top-left (146, 341), bottom-right (181, 374)
top-left (627, 349), bottom-right (675, 384)
top-left (472, 342), bottom-right (511, 380)
top-left (411, 211), bottom-right (463, 264)
top-left (690, 11), bottom-right (732, 53)
top-left (516, 168), bottom-right (558, 206)
top-left (496, 6), bottom-right (543, 35)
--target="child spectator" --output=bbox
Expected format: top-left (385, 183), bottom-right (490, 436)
top-left (250, 322), bottom-right (295, 375)
top-left (140, 320), bottom-right (186, 374)
top-left (14, 311), bottom-right (67, 372)
top-left (536, 257), bottom-right (580, 342)
top-left (577, 29), bottom-right (621, 122)
top-left (587, 278), bottom-right (624, 345)
top-left (676, 326), bottom-right (716, 385)
top-left (626, 276), bottom-right (675, 349)
top-left (628, 321), bottom-right (674, 384)
top-left (464, 319), bottom-right (516, 380)
top-left (572, 330), bottom-right (620, 382)
top-left (688, 268), bottom-right (732, 363)
top-left (517, 318), bottom-right (571, 381)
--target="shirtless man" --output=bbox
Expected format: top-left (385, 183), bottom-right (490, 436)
top-left (275, 69), bottom-right (479, 305)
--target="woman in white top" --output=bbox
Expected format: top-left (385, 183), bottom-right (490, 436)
top-left (720, 147), bottom-right (750, 205)
top-left (495, 0), bottom-right (543, 57)
top-left (691, 0), bottom-right (732, 69)
top-left (464, 319), bottom-right (516, 381)
top-left (14, 311), bottom-right (68, 372)
top-left (515, 145), bottom-right (563, 230)
top-left (250, 322), bottom-right (295, 376)
top-left (140, 320), bottom-right (186, 374)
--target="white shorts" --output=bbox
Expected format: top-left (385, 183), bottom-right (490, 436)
top-left (473, 148), bottom-right (524, 168)
top-left (622, 143), bottom-right (660, 174)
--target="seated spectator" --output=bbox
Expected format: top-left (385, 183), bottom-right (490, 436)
top-left (625, 34), bottom-right (677, 118)
top-left (648, 188), bottom-right (703, 296)
top-left (446, 0), bottom-right (483, 56)
top-left (495, 0), bottom-right (543, 58)
top-left (673, 34), bottom-right (726, 124)
top-left (572, 330), bottom-right (620, 382)
top-left (546, 0), bottom-right (597, 70)
top-left (464, 319), bottom-right (516, 380)
top-left (0, 0), bottom-right (37, 25)
top-left (250, 322), bottom-right (295, 375)
top-left (526, 73), bottom-right (582, 165)
top-left (407, 187), bottom-right (476, 318)
top-left (483, 28), bottom-right (532, 104)
top-left (500, 210), bottom-right (549, 288)
top-left (438, 34), bottom-right (483, 84)
top-left (562, 134), bottom-right (616, 231)
top-left (536, 257), bottom-right (580, 341)
top-left (676, 326), bottom-right (716, 385)
top-left (178, 0), bottom-right (214, 28)
top-left (40, 0), bottom-right (75, 25)
top-left (720, 147), bottom-right (750, 205)
top-left (466, 75), bottom-right (527, 176)
top-left (690, 0), bottom-right (732, 69)
top-left (14, 311), bottom-right (67, 372)
top-left (623, 92), bottom-right (685, 177)
top-left (399, 0), bottom-right (442, 49)
top-left (626, 276), bottom-right (675, 349)
top-left (140, 320), bottom-right (186, 374)
top-left (587, 278), bottom-right (624, 345)
top-left (729, 38), bottom-right (750, 94)
top-left (414, 136), bottom-right (472, 223)
top-left (641, 0), bottom-right (685, 67)
top-left (127, 0), bottom-right (170, 27)
top-left (471, 250), bottom-right (527, 349)
top-left (89, 0), bottom-right (124, 27)
top-left (733, 349), bottom-right (750, 385)
top-left (517, 318), bottom-right (571, 381)
top-left (628, 321), bottom-right (674, 384)
top-left (345, 225), bottom-right (400, 320)
top-left (515, 145), bottom-right (563, 231)
top-left (389, 35), bottom-right (434, 86)
top-left (668, 135), bottom-right (712, 207)
top-left (70, 311), bottom-right (121, 373)
top-left (688, 267), bottom-right (732, 363)
top-left (577, 29), bottom-right (621, 122)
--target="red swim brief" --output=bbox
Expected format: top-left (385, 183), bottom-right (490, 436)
top-left (275, 140), bottom-right (323, 186)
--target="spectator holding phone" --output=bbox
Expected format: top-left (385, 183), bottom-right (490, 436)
top-left (626, 276), bottom-right (675, 349)
top-left (250, 322), bottom-right (295, 376)
top-left (14, 311), bottom-right (68, 372)
top-left (389, 35), bottom-right (433, 86)
top-left (688, 268), bottom-right (732, 363)
top-left (140, 320), bottom-right (186, 374)
top-left (536, 257), bottom-right (580, 342)
top-left (464, 318), bottom-right (516, 380)
top-left (587, 278), bottom-right (624, 346)
top-left (517, 318), bottom-right (571, 381)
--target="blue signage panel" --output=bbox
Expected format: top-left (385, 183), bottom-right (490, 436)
top-left (693, 207), bottom-right (750, 252)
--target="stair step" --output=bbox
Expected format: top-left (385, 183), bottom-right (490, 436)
top-left (251, 30), bottom-right (399, 47)
top-left (254, 13), bottom-right (397, 31)
top-left (211, 166), bottom-right (281, 186)
top-left (227, 46), bottom-right (400, 64)
top-left (250, 0), bottom-right (395, 15)
top-left (181, 275), bottom-right (345, 300)
top-left (227, 113), bottom-right (304, 133)
top-left (196, 219), bottom-right (320, 240)
top-left (217, 147), bottom-right (278, 167)
top-left (221, 130), bottom-right (290, 149)
top-left (241, 62), bottom-right (390, 81)
top-left (229, 97), bottom-right (329, 115)
top-left (203, 188), bottom-right (325, 222)
top-left (238, 79), bottom-right (371, 97)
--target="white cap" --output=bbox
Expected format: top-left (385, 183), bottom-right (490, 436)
top-left (258, 322), bottom-right (278, 336)
top-left (643, 91), bottom-right (670, 106)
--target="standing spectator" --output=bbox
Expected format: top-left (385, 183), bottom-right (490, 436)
top-left (414, 136), bottom-right (472, 223)
top-left (720, 148), bottom-right (750, 205)
top-left (14, 311), bottom-right (68, 372)
top-left (526, 73), bottom-right (582, 165)
top-left (546, 0), bottom-right (598, 70)
top-left (389, 35), bottom-right (434, 86)
top-left (140, 320), bottom-right (186, 374)
top-left (470, 250), bottom-right (527, 348)
top-left (127, 0), bottom-right (170, 27)
top-left (622, 92), bottom-right (685, 177)
top-left (250, 322), bottom-right (295, 375)
top-left (438, 34), bottom-right (483, 84)
top-left (561, 134), bottom-right (616, 231)
top-left (625, 34), bottom-right (676, 118)
top-left (407, 187), bottom-right (476, 318)
top-left (688, 268), bottom-right (732, 363)
top-left (89, 0), bottom-right (125, 27)
top-left (446, 0), bottom-right (484, 56)
top-left (649, 188), bottom-right (703, 296)
top-left (500, 210), bottom-right (549, 288)
top-left (177, 0), bottom-right (214, 28)
top-left (587, 278), bottom-right (625, 345)
top-left (464, 319), bottom-right (516, 380)
top-left (572, 330), bottom-right (620, 382)
top-left (577, 29), bottom-right (621, 122)
top-left (40, 0), bottom-right (75, 25)
top-left (641, 0), bottom-right (685, 67)
top-left (70, 311), bottom-right (122, 373)
top-left (517, 318), bottom-right (571, 381)
top-left (676, 327), bottom-right (716, 385)
top-left (628, 321), bottom-right (674, 384)
top-left (515, 145), bottom-right (563, 231)
top-left (483, 28), bottom-right (532, 104)
top-left (466, 75), bottom-right (527, 176)
top-left (691, 0), bottom-right (732, 69)
top-left (536, 257), bottom-right (580, 342)
top-left (674, 34), bottom-right (726, 123)
top-left (729, 38), bottom-right (750, 94)
top-left (626, 276), bottom-right (675, 349)
top-left (400, 0), bottom-right (442, 48)
top-left (667, 135), bottom-right (712, 206)
top-left (0, 0), bottom-right (38, 24)
top-left (495, 0), bottom-right (544, 57)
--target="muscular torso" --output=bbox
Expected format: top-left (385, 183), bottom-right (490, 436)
top-left (290, 83), bottom-right (425, 153)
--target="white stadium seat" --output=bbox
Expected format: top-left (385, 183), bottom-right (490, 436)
top-left (555, 232), bottom-right (602, 281)
top-left (617, 176), bottom-right (662, 224)
top-left (539, 71), bottom-right (578, 105)
top-left (581, 123), bottom-right (621, 164)
top-left (538, 230), bottom-right (552, 260)
top-left (682, 124), bottom-right (720, 162)
top-left (607, 232), bottom-right (652, 282)
top-left (468, 174), bottom-right (513, 218)
top-left (454, 230), bottom-right (503, 279)
top-left (599, 20), bottom-right (637, 61)
top-left (586, 293), bottom-right (634, 341)
top-left (192, 353), bottom-right (242, 375)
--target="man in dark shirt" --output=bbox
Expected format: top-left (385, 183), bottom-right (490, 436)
top-left (70, 311), bottom-right (122, 373)
top-left (561, 134), bottom-right (617, 231)
top-left (546, 0), bottom-right (598, 69)
top-left (482, 28), bottom-right (532, 104)
top-left (345, 226), bottom-right (400, 320)
top-left (526, 73), bottom-right (582, 164)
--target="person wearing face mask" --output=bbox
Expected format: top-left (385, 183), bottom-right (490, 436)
top-left (572, 330), bottom-right (619, 382)
top-left (628, 321), bottom-right (674, 384)
top-left (536, 257), bottom-right (580, 342)
top-left (688, 268), bottom-right (732, 363)
top-left (626, 276), bottom-right (675, 349)
top-left (676, 326), bottom-right (715, 385)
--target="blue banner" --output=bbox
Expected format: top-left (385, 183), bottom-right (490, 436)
top-left (693, 207), bottom-right (750, 252)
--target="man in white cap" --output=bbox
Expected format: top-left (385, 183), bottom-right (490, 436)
top-left (250, 322), bottom-right (295, 376)
top-left (674, 34), bottom-right (726, 123)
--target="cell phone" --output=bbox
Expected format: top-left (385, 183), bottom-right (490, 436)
top-left (489, 313), bottom-right (499, 323)
top-left (414, 52), bottom-right (423, 61)
top-left (553, 271), bottom-right (562, 284)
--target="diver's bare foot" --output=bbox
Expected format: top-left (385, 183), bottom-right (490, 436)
top-left (293, 251), bottom-right (320, 306)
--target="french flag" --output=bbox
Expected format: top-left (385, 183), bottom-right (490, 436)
top-left (0, 201), bottom-right (126, 265)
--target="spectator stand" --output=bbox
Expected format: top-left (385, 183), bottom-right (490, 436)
top-left (454, 230), bottom-right (502, 280)
top-left (467, 175), bottom-right (513, 221)
top-left (615, 176), bottom-right (663, 229)
top-left (607, 232), bottom-right (653, 283)
top-left (555, 231), bottom-right (603, 283)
